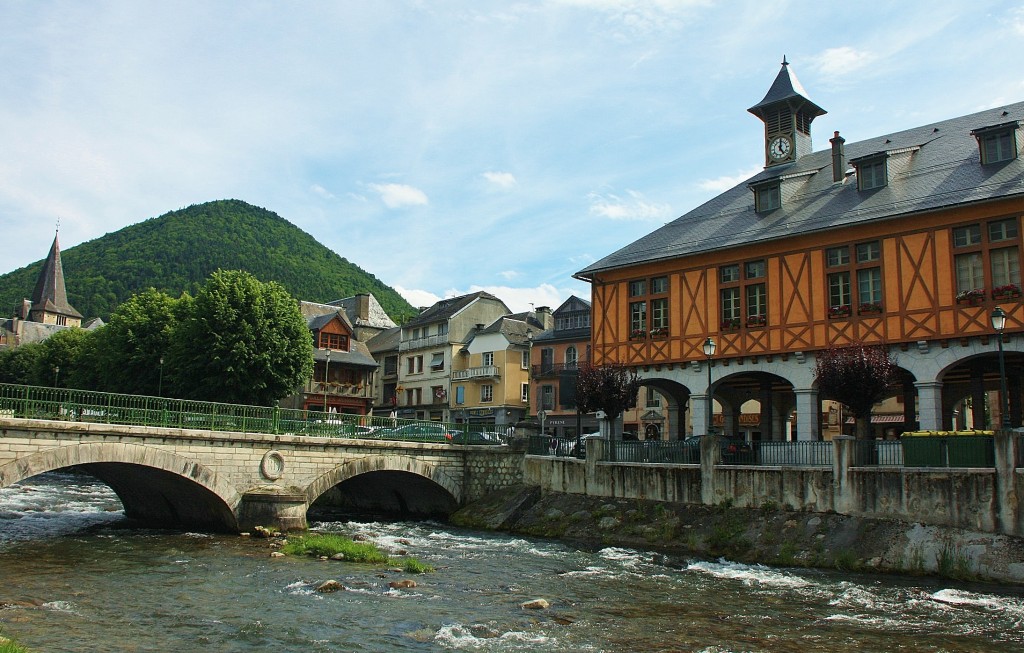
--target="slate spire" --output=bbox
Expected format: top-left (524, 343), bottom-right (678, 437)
top-left (29, 232), bottom-right (82, 321)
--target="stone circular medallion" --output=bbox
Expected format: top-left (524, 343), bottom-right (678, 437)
top-left (260, 450), bottom-right (286, 480)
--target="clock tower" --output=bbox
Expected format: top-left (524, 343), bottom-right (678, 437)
top-left (748, 57), bottom-right (826, 168)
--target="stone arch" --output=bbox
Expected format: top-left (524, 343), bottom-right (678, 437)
top-left (634, 375), bottom-right (691, 440)
top-left (0, 442), bottom-right (241, 531)
top-left (934, 348), bottom-right (1024, 430)
top-left (305, 455), bottom-right (462, 507)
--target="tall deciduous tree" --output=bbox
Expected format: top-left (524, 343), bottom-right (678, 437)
top-left (814, 342), bottom-right (898, 438)
top-left (167, 269), bottom-right (313, 405)
top-left (91, 288), bottom-right (180, 395)
top-left (575, 363), bottom-right (641, 437)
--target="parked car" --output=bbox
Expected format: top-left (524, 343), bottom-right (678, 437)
top-left (570, 432), bottom-right (603, 457)
top-left (720, 437), bottom-right (754, 463)
top-left (372, 423), bottom-right (457, 443)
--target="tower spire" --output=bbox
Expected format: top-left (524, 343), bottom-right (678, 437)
top-left (28, 231), bottom-right (82, 325)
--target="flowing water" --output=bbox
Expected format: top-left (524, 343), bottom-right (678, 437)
top-left (2, 472), bottom-right (1023, 652)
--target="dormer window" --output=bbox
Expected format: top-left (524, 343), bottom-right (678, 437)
top-left (850, 153), bottom-right (888, 190)
top-left (971, 121), bottom-right (1019, 165)
top-left (750, 180), bottom-right (781, 213)
top-left (319, 332), bottom-right (349, 351)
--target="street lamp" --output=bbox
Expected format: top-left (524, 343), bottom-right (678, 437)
top-left (158, 356), bottom-right (164, 397)
top-left (702, 337), bottom-right (716, 435)
top-left (53, 365), bottom-right (60, 388)
top-left (323, 349), bottom-right (332, 413)
top-left (991, 306), bottom-right (1011, 429)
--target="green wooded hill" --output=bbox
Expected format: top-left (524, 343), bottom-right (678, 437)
top-left (0, 199), bottom-right (417, 322)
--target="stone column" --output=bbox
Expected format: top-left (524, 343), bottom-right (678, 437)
top-left (915, 381), bottom-right (944, 431)
top-left (666, 403), bottom-right (681, 441)
top-left (237, 488), bottom-right (308, 532)
top-left (993, 429), bottom-right (1021, 536)
top-left (794, 388), bottom-right (820, 441)
top-left (691, 393), bottom-right (710, 437)
top-left (700, 433), bottom-right (720, 506)
top-left (831, 435), bottom-right (856, 516)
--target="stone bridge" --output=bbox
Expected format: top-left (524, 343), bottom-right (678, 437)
top-left (0, 418), bottom-right (524, 532)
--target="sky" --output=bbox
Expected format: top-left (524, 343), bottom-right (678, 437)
top-left (2, 1), bottom-right (1023, 315)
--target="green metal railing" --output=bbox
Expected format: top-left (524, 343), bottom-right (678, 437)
top-left (0, 383), bottom-right (505, 446)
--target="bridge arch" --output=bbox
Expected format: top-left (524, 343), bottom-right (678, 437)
top-left (0, 442), bottom-right (241, 532)
top-left (306, 455), bottom-right (462, 518)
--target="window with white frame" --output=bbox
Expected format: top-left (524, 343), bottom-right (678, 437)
top-left (482, 352), bottom-right (494, 367)
top-left (521, 383), bottom-right (529, 403)
top-left (481, 384), bottom-right (493, 403)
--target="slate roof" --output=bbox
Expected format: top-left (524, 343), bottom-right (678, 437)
top-left (312, 341), bottom-right (378, 369)
top-left (366, 326), bottom-right (401, 354)
top-left (327, 294), bottom-right (397, 329)
top-left (403, 291), bottom-right (507, 327)
top-left (30, 234), bottom-right (82, 319)
top-left (576, 101), bottom-right (1024, 278)
top-left (747, 57), bottom-right (825, 119)
top-left (474, 316), bottom-right (535, 347)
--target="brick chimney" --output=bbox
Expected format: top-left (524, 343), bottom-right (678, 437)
top-left (830, 131), bottom-right (846, 182)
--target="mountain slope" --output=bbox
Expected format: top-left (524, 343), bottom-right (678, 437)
top-left (0, 199), bottom-right (416, 322)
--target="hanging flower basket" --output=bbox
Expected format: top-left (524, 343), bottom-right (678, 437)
top-left (955, 288), bottom-right (986, 306)
top-left (992, 284), bottom-right (1022, 300)
top-left (828, 304), bottom-right (851, 319)
top-left (858, 302), bottom-right (883, 315)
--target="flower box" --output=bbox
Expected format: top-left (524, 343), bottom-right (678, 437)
top-left (649, 327), bottom-right (669, 337)
top-left (629, 329), bottom-right (647, 340)
top-left (858, 303), bottom-right (883, 315)
top-left (720, 318), bottom-right (741, 331)
top-left (992, 284), bottom-right (1022, 300)
top-left (955, 288), bottom-right (986, 305)
top-left (828, 305), bottom-right (851, 319)
top-left (746, 314), bottom-right (767, 328)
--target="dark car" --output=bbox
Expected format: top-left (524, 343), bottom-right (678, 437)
top-left (372, 423), bottom-right (457, 443)
top-left (720, 437), bottom-right (755, 463)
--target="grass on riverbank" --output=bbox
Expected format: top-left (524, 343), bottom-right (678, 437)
top-left (0, 635), bottom-right (31, 653)
top-left (281, 534), bottom-right (434, 573)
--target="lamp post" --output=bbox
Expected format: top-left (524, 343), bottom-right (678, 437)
top-left (702, 337), bottom-right (716, 435)
top-left (323, 349), bottom-right (331, 413)
top-left (53, 365), bottom-right (60, 388)
top-left (991, 306), bottom-right (1011, 429)
top-left (157, 356), bottom-right (164, 397)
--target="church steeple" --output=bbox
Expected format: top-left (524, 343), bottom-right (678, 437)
top-left (27, 232), bottom-right (82, 327)
top-left (748, 57), bottom-right (826, 167)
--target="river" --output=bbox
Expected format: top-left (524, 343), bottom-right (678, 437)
top-left (1, 472), bottom-right (1023, 652)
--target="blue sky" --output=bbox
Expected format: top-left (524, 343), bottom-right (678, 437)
top-left (2, 1), bottom-right (1023, 314)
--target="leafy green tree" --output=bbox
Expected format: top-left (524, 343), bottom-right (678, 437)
top-left (814, 342), bottom-right (898, 438)
top-left (575, 363), bottom-right (641, 437)
top-left (167, 269), bottom-right (313, 405)
top-left (92, 288), bottom-right (180, 395)
top-left (34, 328), bottom-right (94, 388)
top-left (0, 342), bottom-right (43, 384)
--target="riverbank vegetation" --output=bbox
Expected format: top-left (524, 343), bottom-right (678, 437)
top-left (282, 534), bottom-right (434, 573)
top-left (0, 634), bottom-right (31, 653)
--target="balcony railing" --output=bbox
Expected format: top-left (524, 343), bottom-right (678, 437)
top-left (531, 362), bottom-right (583, 378)
top-left (303, 381), bottom-right (371, 397)
top-left (451, 365), bottom-right (500, 381)
top-left (399, 334), bottom-right (449, 351)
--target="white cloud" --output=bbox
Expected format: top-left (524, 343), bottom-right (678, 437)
top-left (481, 171), bottom-right (518, 190)
top-left (697, 166), bottom-right (761, 193)
top-left (310, 184), bottom-right (335, 199)
top-left (394, 285), bottom-right (441, 310)
top-left (1012, 7), bottom-right (1024, 36)
top-left (458, 283), bottom-right (568, 314)
top-left (588, 189), bottom-right (671, 221)
top-left (811, 46), bottom-right (879, 77)
top-left (368, 183), bottom-right (429, 209)
top-left (498, 270), bottom-right (521, 280)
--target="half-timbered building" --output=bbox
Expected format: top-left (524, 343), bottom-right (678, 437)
top-left (575, 59), bottom-right (1024, 441)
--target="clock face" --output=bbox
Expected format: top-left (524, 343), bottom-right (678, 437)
top-left (768, 135), bottom-right (792, 161)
